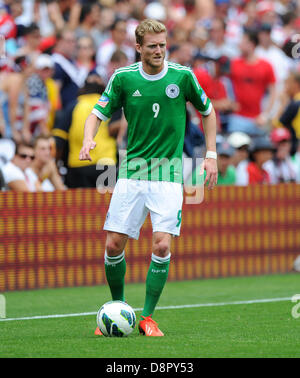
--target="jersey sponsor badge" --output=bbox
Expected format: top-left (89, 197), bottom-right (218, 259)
top-left (201, 91), bottom-right (207, 105)
top-left (97, 94), bottom-right (109, 108)
top-left (166, 84), bottom-right (180, 98)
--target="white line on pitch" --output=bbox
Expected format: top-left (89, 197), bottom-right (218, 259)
top-left (0, 296), bottom-right (292, 322)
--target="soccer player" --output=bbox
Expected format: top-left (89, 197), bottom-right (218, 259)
top-left (79, 19), bottom-right (218, 336)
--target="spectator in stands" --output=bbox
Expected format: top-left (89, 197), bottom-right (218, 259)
top-left (75, 2), bottom-right (104, 49)
top-left (227, 131), bottom-right (251, 168)
top-left (187, 141), bottom-right (236, 186)
top-left (227, 131), bottom-right (251, 188)
top-left (210, 55), bottom-right (239, 132)
top-left (42, 57), bottom-right (61, 132)
top-left (30, 0), bottom-right (81, 34)
top-left (0, 0), bottom-right (21, 56)
top-left (193, 54), bottom-right (238, 132)
top-left (264, 127), bottom-right (297, 183)
top-left (0, 138), bottom-right (16, 169)
top-left (14, 0), bottom-right (56, 37)
top-left (256, 1), bottom-right (278, 26)
top-left (52, 74), bottom-right (117, 189)
top-left (190, 23), bottom-right (209, 52)
top-left (214, 141), bottom-right (236, 186)
top-left (0, 1), bottom-right (17, 41)
top-left (214, 0), bottom-right (230, 20)
top-left (256, 22), bottom-right (293, 118)
top-left (9, 0), bottom-right (23, 28)
top-left (256, 23), bottom-right (292, 87)
top-left (273, 11), bottom-right (297, 48)
top-left (25, 134), bottom-right (66, 191)
top-left (235, 136), bottom-right (274, 185)
top-left (23, 54), bottom-right (55, 142)
top-left (96, 17), bottom-right (135, 79)
top-left (0, 66), bottom-right (10, 139)
top-left (183, 110), bottom-right (205, 159)
top-left (228, 30), bottom-right (276, 136)
top-left (102, 49), bottom-right (128, 85)
top-left (4, 55), bottom-right (33, 143)
top-left (75, 35), bottom-right (97, 77)
top-left (292, 141), bottom-right (300, 182)
top-left (167, 42), bottom-right (194, 67)
top-left (202, 18), bottom-right (238, 59)
top-left (0, 100), bottom-right (4, 138)
top-left (16, 22), bottom-right (41, 62)
top-left (52, 28), bottom-right (86, 108)
top-left (275, 71), bottom-right (300, 155)
top-left (143, 1), bottom-right (167, 24)
top-left (218, 142), bottom-right (236, 185)
top-left (192, 52), bottom-right (215, 95)
top-left (94, 5), bottom-right (115, 40)
top-left (1, 140), bottom-right (34, 191)
top-left (242, 0), bottom-right (261, 34)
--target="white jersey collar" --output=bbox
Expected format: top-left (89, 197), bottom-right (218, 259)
top-left (139, 60), bottom-right (168, 81)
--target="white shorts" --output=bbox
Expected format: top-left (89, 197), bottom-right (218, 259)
top-left (103, 178), bottom-right (183, 240)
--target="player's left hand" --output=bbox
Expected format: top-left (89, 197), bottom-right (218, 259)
top-left (79, 139), bottom-right (97, 161)
top-left (203, 158), bottom-right (218, 190)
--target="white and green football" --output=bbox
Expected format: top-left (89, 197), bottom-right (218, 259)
top-left (97, 300), bottom-right (136, 337)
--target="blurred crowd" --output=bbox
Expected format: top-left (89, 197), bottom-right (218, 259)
top-left (0, 0), bottom-right (300, 191)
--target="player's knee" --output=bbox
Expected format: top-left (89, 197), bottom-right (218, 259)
top-left (153, 240), bottom-right (170, 257)
top-left (105, 239), bottom-right (124, 256)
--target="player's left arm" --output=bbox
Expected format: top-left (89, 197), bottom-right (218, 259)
top-left (186, 70), bottom-right (218, 189)
top-left (202, 107), bottom-right (218, 190)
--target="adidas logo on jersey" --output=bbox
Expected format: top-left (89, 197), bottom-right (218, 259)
top-left (132, 90), bottom-right (142, 97)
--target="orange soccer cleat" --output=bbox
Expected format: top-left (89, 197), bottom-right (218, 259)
top-left (138, 315), bottom-right (164, 337)
top-left (94, 327), bottom-right (103, 336)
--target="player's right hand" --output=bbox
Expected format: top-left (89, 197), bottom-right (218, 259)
top-left (79, 140), bottom-right (97, 161)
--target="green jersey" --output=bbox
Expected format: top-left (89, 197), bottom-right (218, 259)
top-left (92, 61), bottom-right (212, 183)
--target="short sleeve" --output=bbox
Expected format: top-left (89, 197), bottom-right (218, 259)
top-left (92, 72), bottom-right (123, 121)
top-left (185, 70), bottom-right (212, 116)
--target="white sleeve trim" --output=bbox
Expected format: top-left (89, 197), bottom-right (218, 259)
top-left (92, 108), bottom-right (108, 121)
top-left (199, 102), bottom-right (212, 116)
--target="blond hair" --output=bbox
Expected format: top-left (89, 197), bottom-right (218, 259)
top-left (135, 19), bottom-right (167, 46)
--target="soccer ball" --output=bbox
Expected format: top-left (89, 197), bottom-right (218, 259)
top-left (97, 300), bottom-right (136, 337)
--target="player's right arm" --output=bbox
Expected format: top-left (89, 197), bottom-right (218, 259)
top-left (79, 113), bottom-right (101, 161)
top-left (80, 71), bottom-right (122, 161)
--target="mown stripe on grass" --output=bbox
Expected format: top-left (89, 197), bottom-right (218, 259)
top-left (0, 296), bottom-right (292, 322)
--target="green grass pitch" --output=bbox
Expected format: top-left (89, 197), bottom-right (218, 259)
top-left (0, 273), bottom-right (300, 358)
